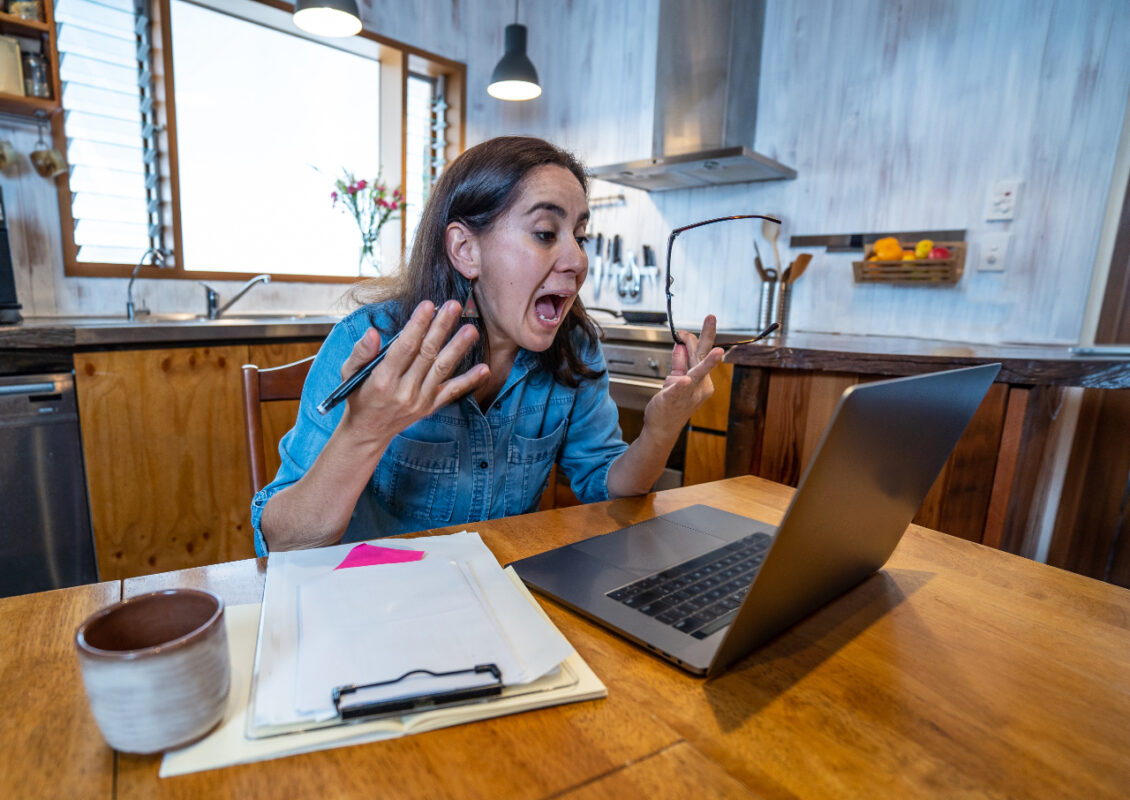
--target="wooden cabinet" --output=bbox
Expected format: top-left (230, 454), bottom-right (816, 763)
top-left (725, 366), bottom-right (1059, 551)
top-left (0, 1), bottom-right (61, 115)
top-left (684, 362), bottom-right (732, 485)
top-left (74, 340), bottom-right (321, 580)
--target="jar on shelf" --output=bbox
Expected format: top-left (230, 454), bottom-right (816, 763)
top-left (5, 0), bottom-right (43, 22)
top-left (21, 51), bottom-right (48, 98)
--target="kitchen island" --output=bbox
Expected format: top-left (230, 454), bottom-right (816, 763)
top-left (718, 331), bottom-right (1130, 572)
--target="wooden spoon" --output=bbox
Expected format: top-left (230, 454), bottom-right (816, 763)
top-left (788, 253), bottom-right (813, 284)
top-left (761, 218), bottom-right (782, 277)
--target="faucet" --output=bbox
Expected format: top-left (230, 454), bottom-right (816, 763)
top-left (201, 274), bottom-right (271, 319)
top-left (126, 247), bottom-right (167, 321)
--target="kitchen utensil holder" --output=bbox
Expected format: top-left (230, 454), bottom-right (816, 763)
top-left (775, 281), bottom-right (792, 336)
top-left (852, 241), bottom-right (966, 286)
top-left (758, 279), bottom-right (776, 331)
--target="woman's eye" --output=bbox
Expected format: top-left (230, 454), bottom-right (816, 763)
top-left (535, 231), bottom-right (556, 243)
top-left (575, 235), bottom-right (589, 247)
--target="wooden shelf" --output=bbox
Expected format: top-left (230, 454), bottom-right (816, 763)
top-left (0, 9), bottom-right (50, 34)
top-left (0, 1), bottom-right (59, 115)
top-left (0, 90), bottom-right (58, 115)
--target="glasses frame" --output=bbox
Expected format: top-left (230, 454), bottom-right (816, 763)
top-left (665, 214), bottom-right (782, 348)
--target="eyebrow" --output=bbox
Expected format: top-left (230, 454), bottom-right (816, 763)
top-left (525, 201), bottom-right (590, 226)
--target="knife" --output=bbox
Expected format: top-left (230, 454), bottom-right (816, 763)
top-left (592, 232), bottom-right (604, 300)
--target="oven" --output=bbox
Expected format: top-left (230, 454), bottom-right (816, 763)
top-left (603, 335), bottom-right (685, 490)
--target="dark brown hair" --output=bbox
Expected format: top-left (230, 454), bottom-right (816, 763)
top-left (353, 136), bottom-right (602, 387)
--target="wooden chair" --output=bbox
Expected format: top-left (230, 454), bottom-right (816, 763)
top-left (241, 356), bottom-right (316, 496)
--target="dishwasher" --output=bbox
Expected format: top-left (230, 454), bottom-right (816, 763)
top-left (0, 372), bottom-right (99, 597)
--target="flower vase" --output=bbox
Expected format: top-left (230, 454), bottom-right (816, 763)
top-left (359, 237), bottom-right (382, 277)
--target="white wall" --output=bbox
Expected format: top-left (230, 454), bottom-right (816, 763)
top-left (2, 0), bottom-right (1129, 345)
top-left (579, 0), bottom-right (1130, 343)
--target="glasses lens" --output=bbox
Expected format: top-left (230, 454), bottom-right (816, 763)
top-left (667, 216), bottom-right (774, 335)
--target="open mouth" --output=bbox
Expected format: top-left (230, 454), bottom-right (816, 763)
top-left (534, 293), bottom-right (568, 323)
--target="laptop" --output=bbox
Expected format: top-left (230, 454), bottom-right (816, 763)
top-left (509, 363), bottom-right (1001, 676)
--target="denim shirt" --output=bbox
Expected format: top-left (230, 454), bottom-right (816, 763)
top-left (251, 302), bottom-right (629, 556)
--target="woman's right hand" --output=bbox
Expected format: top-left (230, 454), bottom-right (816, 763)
top-left (338, 299), bottom-right (489, 446)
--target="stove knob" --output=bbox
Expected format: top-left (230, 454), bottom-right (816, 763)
top-left (647, 357), bottom-right (659, 371)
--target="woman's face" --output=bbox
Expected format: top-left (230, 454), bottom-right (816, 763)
top-left (469, 165), bottom-right (590, 358)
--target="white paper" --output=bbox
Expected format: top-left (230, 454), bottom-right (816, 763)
top-left (294, 558), bottom-right (517, 716)
top-left (250, 531), bottom-right (575, 732)
top-left (160, 573), bottom-right (607, 778)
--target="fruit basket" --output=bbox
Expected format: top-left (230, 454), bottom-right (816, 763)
top-left (852, 240), bottom-right (965, 286)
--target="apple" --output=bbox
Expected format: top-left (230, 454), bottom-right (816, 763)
top-left (928, 246), bottom-right (952, 259)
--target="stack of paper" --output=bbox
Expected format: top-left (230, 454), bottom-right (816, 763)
top-left (159, 532), bottom-right (605, 776)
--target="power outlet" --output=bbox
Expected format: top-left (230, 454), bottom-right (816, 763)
top-left (985, 179), bottom-right (1021, 222)
top-left (978, 232), bottom-right (1010, 272)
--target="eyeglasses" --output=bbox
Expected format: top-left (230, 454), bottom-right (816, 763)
top-left (664, 214), bottom-right (782, 348)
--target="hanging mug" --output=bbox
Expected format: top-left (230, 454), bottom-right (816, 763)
top-left (30, 110), bottom-right (66, 179)
top-left (0, 139), bottom-right (16, 170)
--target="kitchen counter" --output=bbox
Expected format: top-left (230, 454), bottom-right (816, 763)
top-left (0, 314), bottom-right (340, 351)
top-left (598, 323), bottom-right (1130, 389)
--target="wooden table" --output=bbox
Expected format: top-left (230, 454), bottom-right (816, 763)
top-left (4, 476), bottom-right (1130, 798)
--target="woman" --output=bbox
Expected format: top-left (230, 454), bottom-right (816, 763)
top-left (253, 136), bottom-right (723, 555)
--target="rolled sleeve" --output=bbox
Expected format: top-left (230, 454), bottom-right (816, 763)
top-left (555, 341), bottom-right (629, 503)
top-left (249, 308), bottom-right (389, 554)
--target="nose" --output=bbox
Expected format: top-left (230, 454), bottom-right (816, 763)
top-left (557, 237), bottom-right (587, 277)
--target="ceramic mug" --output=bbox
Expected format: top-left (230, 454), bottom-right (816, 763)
top-left (0, 139), bottom-right (15, 170)
top-left (29, 147), bottom-right (66, 179)
top-left (74, 588), bottom-right (230, 754)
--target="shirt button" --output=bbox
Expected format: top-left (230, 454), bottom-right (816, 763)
top-left (479, 461), bottom-right (489, 469)
top-left (493, 401), bottom-right (501, 409)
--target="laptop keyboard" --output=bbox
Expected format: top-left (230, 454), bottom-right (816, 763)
top-left (606, 532), bottom-right (772, 640)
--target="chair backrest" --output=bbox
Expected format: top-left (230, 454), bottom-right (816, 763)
top-left (241, 356), bottom-right (316, 496)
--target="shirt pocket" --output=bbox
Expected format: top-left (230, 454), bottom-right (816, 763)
top-left (504, 419), bottom-right (567, 517)
top-left (375, 435), bottom-right (460, 523)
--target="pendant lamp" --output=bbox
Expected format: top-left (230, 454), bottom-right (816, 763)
top-left (487, 0), bottom-right (541, 101)
top-left (293, 0), bottom-right (362, 38)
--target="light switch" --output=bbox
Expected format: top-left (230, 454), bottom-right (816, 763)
top-left (985, 180), bottom-right (1021, 222)
top-left (978, 232), bottom-right (1010, 272)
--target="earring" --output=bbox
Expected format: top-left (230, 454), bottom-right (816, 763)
top-left (461, 279), bottom-right (479, 319)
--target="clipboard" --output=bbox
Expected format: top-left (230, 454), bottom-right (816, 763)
top-left (244, 532), bottom-right (583, 740)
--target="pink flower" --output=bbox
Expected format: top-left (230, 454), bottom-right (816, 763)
top-left (330, 191), bottom-right (338, 203)
top-left (356, 179), bottom-right (368, 191)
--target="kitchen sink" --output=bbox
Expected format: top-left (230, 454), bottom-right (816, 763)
top-left (69, 312), bottom-right (341, 345)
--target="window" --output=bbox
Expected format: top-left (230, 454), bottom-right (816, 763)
top-left (55, 0), bottom-right (465, 282)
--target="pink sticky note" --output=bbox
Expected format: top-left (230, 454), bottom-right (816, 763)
top-left (334, 543), bottom-right (426, 570)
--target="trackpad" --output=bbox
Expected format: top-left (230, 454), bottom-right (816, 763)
top-left (572, 516), bottom-right (726, 575)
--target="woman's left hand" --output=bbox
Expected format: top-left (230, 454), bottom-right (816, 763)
top-left (643, 315), bottom-right (725, 432)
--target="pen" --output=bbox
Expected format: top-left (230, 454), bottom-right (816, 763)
top-left (316, 328), bottom-right (404, 416)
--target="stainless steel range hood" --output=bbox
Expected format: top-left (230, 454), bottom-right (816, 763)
top-left (588, 0), bottom-right (796, 192)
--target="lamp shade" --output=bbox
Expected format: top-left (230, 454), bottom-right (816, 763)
top-left (293, 0), bottom-right (362, 37)
top-left (488, 24), bottom-right (541, 101)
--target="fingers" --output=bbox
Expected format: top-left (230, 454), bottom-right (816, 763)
top-left (670, 341), bottom-right (689, 376)
top-left (686, 346), bottom-right (724, 380)
top-left (402, 300), bottom-right (464, 382)
top-left (420, 322), bottom-right (481, 395)
top-left (432, 362), bottom-right (491, 410)
top-left (341, 327), bottom-right (382, 380)
top-left (378, 300), bottom-right (439, 375)
top-left (696, 315), bottom-right (718, 361)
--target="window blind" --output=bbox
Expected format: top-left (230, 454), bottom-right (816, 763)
top-left (56, 0), bottom-right (156, 265)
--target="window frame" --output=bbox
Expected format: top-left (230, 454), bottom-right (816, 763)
top-left (53, 0), bottom-right (466, 285)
